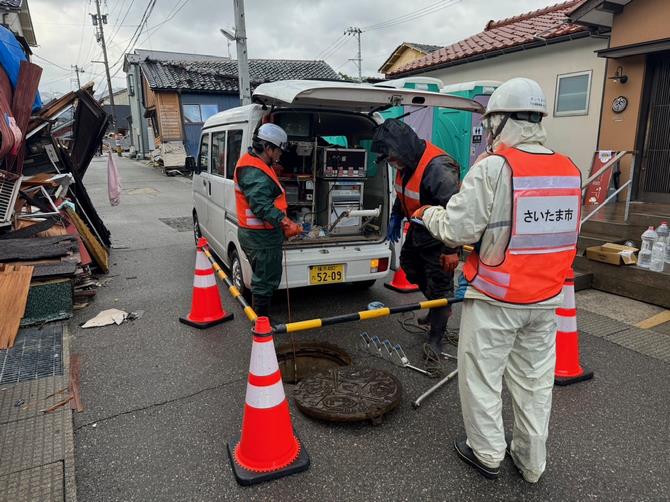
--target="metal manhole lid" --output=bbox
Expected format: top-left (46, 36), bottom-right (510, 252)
top-left (293, 367), bottom-right (402, 424)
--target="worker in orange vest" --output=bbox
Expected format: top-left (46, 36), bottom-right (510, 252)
top-left (371, 119), bottom-right (460, 355)
top-left (412, 78), bottom-right (581, 483)
top-left (234, 123), bottom-right (302, 319)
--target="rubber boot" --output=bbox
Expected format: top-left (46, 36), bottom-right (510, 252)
top-left (427, 306), bottom-right (450, 354)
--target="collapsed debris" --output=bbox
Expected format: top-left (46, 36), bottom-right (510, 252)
top-left (0, 25), bottom-right (115, 348)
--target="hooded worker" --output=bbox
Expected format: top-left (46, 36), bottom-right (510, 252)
top-left (412, 78), bottom-right (581, 482)
top-left (233, 123), bottom-right (302, 319)
top-left (371, 119), bottom-right (460, 355)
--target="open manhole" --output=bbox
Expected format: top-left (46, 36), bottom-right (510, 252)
top-left (294, 367), bottom-right (402, 425)
top-left (276, 341), bottom-right (352, 384)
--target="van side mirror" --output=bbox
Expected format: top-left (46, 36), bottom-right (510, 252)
top-left (185, 156), bottom-right (198, 174)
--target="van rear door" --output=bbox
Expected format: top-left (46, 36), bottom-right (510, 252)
top-left (253, 80), bottom-right (484, 113)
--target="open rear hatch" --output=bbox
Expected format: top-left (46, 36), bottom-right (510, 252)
top-left (253, 80), bottom-right (485, 114)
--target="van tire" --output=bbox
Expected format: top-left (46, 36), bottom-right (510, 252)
top-left (351, 279), bottom-right (376, 290)
top-left (230, 249), bottom-right (249, 299)
top-left (192, 211), bottom-right (202, 246)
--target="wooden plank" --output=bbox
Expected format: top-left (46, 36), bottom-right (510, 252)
top-left (64, 207), bottom-right (109, 273)
top-left (69, 354), bottom-right (84, 412)
top-left (0, 264), bottom-right (34, 348)
top-left (0, 236), bottom-right (77, 262)
top-left (636, 310), bottom-right (670, 329)
top-left (7, 61), bottom-right (43, 174)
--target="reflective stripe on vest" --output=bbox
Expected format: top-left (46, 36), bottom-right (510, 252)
top-left (233, 153), bottom-right (288, 230)
top-left (463, 147), bottom-right (581, 304)
top-left (395, 141), bottom-right (446, 217)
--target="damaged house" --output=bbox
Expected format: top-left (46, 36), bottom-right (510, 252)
top-left (123, 49), bottom-right (339, 164)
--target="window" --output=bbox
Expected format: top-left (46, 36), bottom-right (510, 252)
top-left (555, 71), bottom-right (592, 116)
top-left (211, 131), bottom-right (227, 177)
top-left (201, 104), bottom-right (219, 121)
top-left (226, 130), bottom-right (244, 179)
top-left (183, 104), bottom-right (202, 123)
top-left (198, 133), bottom-right (210, 172)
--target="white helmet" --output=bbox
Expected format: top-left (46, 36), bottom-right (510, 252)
top-left (255, 123), bottom-right (288, 150)
top-left (484, 78), bottom-right (547, 117)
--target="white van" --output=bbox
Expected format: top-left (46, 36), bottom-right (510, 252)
top-left (190, 80), bottom-right (481, 295)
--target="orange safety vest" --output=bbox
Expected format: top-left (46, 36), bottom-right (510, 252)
top-left (394, 141), bottom-right (446, 217)
top-left (463, 147), bottom-right (581, 304)
top-left (233, 152), bottom-right (288, 230)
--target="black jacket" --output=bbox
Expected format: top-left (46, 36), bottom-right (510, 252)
top-left (372, 119), bottom-right (460, 251)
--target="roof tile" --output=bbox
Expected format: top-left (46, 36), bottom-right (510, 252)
top-left (390, 0), bottom-right (588, 76)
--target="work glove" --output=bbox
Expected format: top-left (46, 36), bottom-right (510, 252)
top-left (388, 214), bottom-right (402, 243)
top-left (440, 253), bottom-right (459, 273)
top-left (280, 217), bottom-right (303, 238)
top-left (411, 205), bottom-right (433, 221)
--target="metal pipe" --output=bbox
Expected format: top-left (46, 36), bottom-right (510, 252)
top-left (273, 297), bottom-right (464, 334)
top-left (412, 368), bottom-right (459, 409)
top-left (200, 244), bottom-right (257, 322)
top-left (624, 154), bottom-right (635, 223)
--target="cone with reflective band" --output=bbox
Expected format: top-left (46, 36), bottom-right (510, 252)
top-left (227, 316), bottom-right (309, 485)
top-left (384, 222), bottom-right (419, 293)
top-left (554, 268), bottom-right (593, 385)
top-left (179, 238), bottom-right (233, 328)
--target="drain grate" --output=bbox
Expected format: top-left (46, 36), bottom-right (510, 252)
top-left (159, 216), bottom-right (192, 232)
top-left (0, 324), bottom-right (63, 385)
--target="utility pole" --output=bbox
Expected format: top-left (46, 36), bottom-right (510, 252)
top-left (221, 1), bottom-right (251, 106)
top-left (91, 0), bottom-right (117, 128)
top-left (233, 0), bottom-right (251, 105)
top-left (71, 64), bottom-right (85, 88)
top-left (344, 27), bottom-right (363, 82)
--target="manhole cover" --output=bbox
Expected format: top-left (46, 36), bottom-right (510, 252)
top-left (277, 341), bottom-right (352, 384)
top-left (294, 367), bottom-right (402, 424)
top-left (0, 324), bottom-right (63, 385)
top-left (159, 217), bottom-right (192, 232)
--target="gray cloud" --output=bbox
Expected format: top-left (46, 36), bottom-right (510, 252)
top-left (32, 0), bottom-right (553, 96)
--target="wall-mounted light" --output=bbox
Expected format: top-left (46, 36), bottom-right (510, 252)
top-left (608, 66), bottom-right (628, 84)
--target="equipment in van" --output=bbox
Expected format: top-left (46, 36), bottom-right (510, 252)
top-left (327, 205), bottom-right (381, 234)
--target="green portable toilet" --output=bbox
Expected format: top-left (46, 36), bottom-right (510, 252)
top-left (377, 78), bottom-right (498, 179)
top-left (437, 81), bottom-right (500, 178)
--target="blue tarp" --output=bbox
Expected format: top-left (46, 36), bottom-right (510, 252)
top-left (0, 25), bottom-right (42, 112)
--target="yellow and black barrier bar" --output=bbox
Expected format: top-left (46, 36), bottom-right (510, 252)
top-left (200, 244), bottom-right (258, 322)
top-left (273, 297), bottom-right (464, 334)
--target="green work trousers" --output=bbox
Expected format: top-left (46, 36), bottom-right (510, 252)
top-left (241, 245), bottom-right (283, 298)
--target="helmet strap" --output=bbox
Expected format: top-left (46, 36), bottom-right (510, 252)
top-left (486, 113), bottom-right (511, 153)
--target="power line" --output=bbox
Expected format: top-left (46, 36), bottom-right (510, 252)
top-left (108, 0), bottom-right (157, 70)
top-left (316, 34), bottom-right (346, 60)
top-left (364, 0), bottom-right (464, 31)
top-left (32, 54), bottom-right (71, 71)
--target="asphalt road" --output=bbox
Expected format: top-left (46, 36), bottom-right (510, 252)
top-left (71, 156), bottom-right (670, 502)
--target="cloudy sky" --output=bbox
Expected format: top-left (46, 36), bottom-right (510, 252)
top-left (31, 0), bottom-right (557, 97)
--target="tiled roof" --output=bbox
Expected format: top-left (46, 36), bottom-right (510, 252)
top-left (0, 0), bottom-right (22, 10)
top-left (390, 0), bottom-right (589, 76)
top-left (405, 42), bottom-right (443, 54)
top-left (140, 57), bottom-right (340, 92)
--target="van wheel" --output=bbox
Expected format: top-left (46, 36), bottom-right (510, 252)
top-left (352, 279), bottom-right (376, 290)
top-left (230, 250), bottom-right (249, 299)
top-left (193, 212), bottom-right (202, 246)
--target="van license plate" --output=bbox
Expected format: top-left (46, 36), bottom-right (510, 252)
top-left (310, 264), bottom-right (344, 285)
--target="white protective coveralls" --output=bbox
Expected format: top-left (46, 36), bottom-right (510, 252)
top-left (422, 116), bottom-right (565, 483)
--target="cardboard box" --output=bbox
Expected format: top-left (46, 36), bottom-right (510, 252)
top-left (586, 243), bottom-right (638, 266)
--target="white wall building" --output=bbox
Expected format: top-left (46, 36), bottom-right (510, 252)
top-left (387, 0), bottom-right (609, 175)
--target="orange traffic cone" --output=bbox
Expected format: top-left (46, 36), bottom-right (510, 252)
top-left (227, 317), bottom-right (310, 485)
top-left (555, 268), bottom-right (593, 386)
top-left (384, 222), bottom-right (419, 293)
top-left (179, 238), bottom-right (233, 328)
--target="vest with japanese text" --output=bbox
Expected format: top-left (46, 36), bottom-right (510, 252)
top-left (394, 141), bottom-right (446, 217)
top-left (463, 147), bottom-right (581, 304)
top-left (233, 153), bottom-right (288, 230)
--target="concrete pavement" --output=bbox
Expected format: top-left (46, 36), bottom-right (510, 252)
top-left (71, 156), bottom-right (670, 501)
